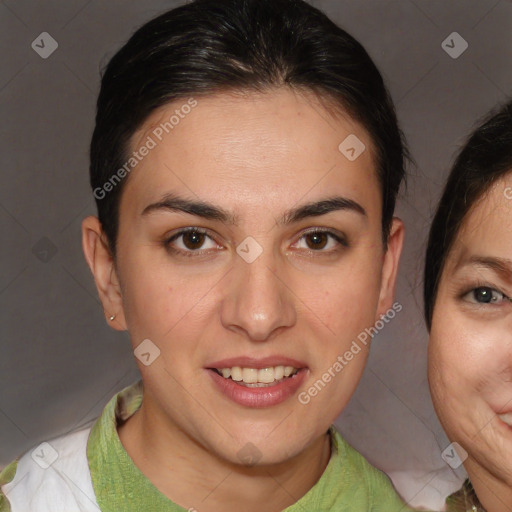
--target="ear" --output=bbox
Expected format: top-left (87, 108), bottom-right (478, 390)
top-left (81, 215), bottom-right (127, 331)
top-left (376, 217), bottom-right (404, 319)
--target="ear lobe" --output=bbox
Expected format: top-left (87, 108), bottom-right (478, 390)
top-left (376, 217), bottom-right (404, 319)
top-left (81, 215), bottom-right (127, 331)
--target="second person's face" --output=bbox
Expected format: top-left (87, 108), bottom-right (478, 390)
top-left (429, 175), bottom-right (512, 488)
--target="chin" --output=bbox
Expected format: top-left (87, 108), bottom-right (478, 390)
top-left (462, 422), bottom-right (512, 487)
top-left (215, 426), bottom-right (317, 468)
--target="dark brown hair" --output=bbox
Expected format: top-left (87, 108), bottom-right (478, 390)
top-left (89, 0), bottom-right (407, 257)
top-left (424, 99), bottom-right (512, 330)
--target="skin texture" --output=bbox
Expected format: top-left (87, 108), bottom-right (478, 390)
top-left (429, 176), bottom-right (512, 512)
top-left (82, 88), bottom-right (404, 512)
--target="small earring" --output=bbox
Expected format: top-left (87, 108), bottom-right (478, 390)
top-left (109, 314), bottom-right (116, 321)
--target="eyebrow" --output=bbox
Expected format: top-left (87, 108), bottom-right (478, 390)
top-left (141, 193), bottom-right (367, 225)
top-left (458, 255), bottom-right (512, 280)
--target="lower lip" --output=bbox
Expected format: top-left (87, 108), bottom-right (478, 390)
top-left (498, 416), bottom-right (512, 430)
top-left (501, 423), bottom-right (512, 432)
top-left (207, 368), bottom-right (308, 408)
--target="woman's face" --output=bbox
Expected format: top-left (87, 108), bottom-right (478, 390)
top-left (429, 175), bottom-right (512, 488)
top-left (88, 88), bottom-right (402, 466)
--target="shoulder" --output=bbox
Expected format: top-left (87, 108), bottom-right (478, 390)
top-left (0, 460), bottom-right (17, 512)
top-left (328, 426), bottom-right (415, 511)
top-left (0, 425), bottom-right (99, 512)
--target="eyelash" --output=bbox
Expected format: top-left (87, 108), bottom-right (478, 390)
top-left (163, 227), bottom-right (218, 258)
top-left (163, 227), bottom-right (347, 258)
top-left (459, 282), bottom-right (512, 306)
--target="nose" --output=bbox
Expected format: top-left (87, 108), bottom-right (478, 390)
top-left (220, 249), bottom-right (297, 341)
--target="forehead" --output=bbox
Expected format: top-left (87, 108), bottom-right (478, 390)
top-left (448, 176), bottom-right (512, 265)
top-left (121, 88), bottom-right (381, 218)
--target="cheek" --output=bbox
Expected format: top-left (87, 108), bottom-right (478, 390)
top-left (306, 256), bottom-right (383, 348)
top-left (118, 253), bottom-right (216, 340)
top-left (430, 313), bottom-right (511, 407)
top-left (329, 255), bottom-right (381, 319)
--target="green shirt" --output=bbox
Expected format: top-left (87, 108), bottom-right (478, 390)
top-left (1, 381), bottom-right (415, 511)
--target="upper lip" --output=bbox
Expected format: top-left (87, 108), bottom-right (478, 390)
top-left (206, 355), bottom-right (307, 369)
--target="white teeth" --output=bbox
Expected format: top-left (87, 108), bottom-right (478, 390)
top-left (231, 366), bottom-right (243, 381)
top-left (242, 368), bottom-right (258, 383)
top-left (498, 413), bottom-right (512, 427)
top-left (284, 366), bottom-right (294, 377)
top-left (216, 365), bottom-right (299, 385)
top-left (258, 368), bottom-right (275, 383)
top-left (274, 366), bottom-right (284, 380)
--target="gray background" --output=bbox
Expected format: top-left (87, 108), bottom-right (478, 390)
top-left (1, 0), bottom-right (511, 509)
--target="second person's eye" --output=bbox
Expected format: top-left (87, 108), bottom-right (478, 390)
top-left (463, 286), bottom-right (510, 305)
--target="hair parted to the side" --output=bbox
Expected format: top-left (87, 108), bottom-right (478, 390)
top-left (89, 0), bottom-right (408, 258)
top-left (424, 99), bottom-right (512, 330)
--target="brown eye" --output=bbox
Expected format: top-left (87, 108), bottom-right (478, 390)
top-left (164, 228), bottom-right (219, 255)
top-left (293, 229), bottom-right (346, 252)
top-left (182, 230), bottom-right (206, 250)
top-left (305, 232), bottom-right (329, 250)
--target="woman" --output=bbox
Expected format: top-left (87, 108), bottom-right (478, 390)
top-left (425, 100), bottom-right (512, 512)
top-left (0, 0), bottom-right (413, 510)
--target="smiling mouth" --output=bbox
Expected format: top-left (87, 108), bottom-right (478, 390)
top-left (498, 413), bottom-right (512, 427)
top-left (210, 365), bottom-right (300, 387)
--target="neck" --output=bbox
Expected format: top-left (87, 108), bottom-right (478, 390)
top-left (118, 400), bottom-right (332, 512)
